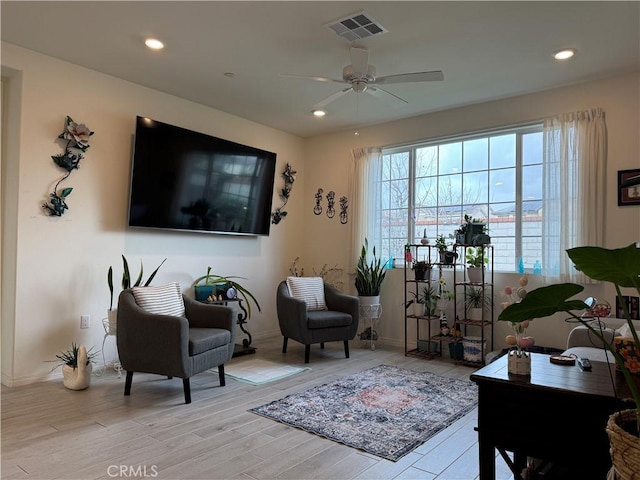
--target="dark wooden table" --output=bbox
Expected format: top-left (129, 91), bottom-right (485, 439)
top-left (470, 352), bottom-right (633, 479)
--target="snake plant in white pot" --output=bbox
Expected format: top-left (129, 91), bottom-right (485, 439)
top-left (355, 238), bottom-right (387, 306)
top-left (498, 244), bottom-right (640, 479)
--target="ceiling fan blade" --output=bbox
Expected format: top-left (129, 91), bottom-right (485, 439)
top-left (367, 86), bottom-right (408, 105)
top-left (375, 70), bottom-right (444, 85)
top-left (278, 73), bottom-right (345, 84)
top-left (350, 47), bottom-right (370, 77)
top-left (313, 87), bottom-right (353, 108)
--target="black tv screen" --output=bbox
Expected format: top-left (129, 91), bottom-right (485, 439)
top-left (128, 117), bottom-right (277, 236)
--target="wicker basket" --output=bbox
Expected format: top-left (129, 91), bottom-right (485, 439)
top-left (606, 409), bottom-right (640, 480)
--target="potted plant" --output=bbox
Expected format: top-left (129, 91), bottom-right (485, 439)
top-left (406, 285), bottom-right (437, 317)
top-left (498, 244), bottom-right (640, 478)
top-left (355, 238), bottom-right (387, 305)
top-left (464, 286), bottom-right (492, 321)
top-left (465, 246), bottom-right (488, 283)
top-left (193, 266), bottom-right (262, 319)
top-left (51, 342), bottom-right (97, 390)
top-left (412, 259), bottom-right (433, 281)
top-left (107, 256), bottom-right (166, 334)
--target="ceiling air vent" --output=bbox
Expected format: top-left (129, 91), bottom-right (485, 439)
top-left (325, 11), bottom-right (388, 43)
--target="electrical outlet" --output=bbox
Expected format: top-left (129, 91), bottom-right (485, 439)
top-left (80, 314), bottom-right (90, 329)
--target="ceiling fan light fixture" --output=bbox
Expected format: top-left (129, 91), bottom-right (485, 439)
top-left (312, 109), bottom-right (326, 117)
top-left (553, 48), bottom-right (576, 60)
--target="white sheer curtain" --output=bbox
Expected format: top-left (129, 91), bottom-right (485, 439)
top-left (349, 147), bottom-right (383, 265)
top-left (542, 108), bottom-right (606, 282)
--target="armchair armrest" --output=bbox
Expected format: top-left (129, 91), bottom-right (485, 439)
top-left (325, 284), bottom-right (360, 320)
top-left (183, 295), bottom-right (235, 331)
top-left (276, 282), bottom-right (308, 337)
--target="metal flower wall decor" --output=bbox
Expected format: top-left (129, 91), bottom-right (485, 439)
top-left (42, 116), bottom-right (94, 216)
top-left (271, 163), bottom-right (296, 224)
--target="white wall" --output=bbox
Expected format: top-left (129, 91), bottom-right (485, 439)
top-left (2, 41), bottom-right (638, 386)
top-left (1, 43), bottom-right (306, 386)
top-left (303, 72), bottom-right (640, 353)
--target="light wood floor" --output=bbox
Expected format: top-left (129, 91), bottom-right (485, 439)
top-left (2, 337), bottom-right (514, 480)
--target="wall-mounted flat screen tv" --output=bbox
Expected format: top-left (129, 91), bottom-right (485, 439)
top-left (128, 117), bottom-right (277, 236)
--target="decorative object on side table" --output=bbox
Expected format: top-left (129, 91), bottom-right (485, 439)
top-left (501, 275), bottom-right (534, 375)
top-left (43, 116), bottom-right (94, 216)
top-left (193, 266), bottom-right (261, 320)
top-left (498, 244), bottom-right (640, 479)
top-left (271, 163), bottom-right (296, 224)
top-left (50, 342), bottom-right (97, 390)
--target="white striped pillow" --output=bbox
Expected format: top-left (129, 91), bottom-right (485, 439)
top-left (286, 276), bottom-right (327, 311)
top-left (132, 282), bottom-right (186, 317)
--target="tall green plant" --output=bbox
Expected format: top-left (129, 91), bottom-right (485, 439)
top-left (498, 243), bottom-right (640, 433)
top-left (108, 256), bottom-right (167, 310)
top-left (355, 238), bottom-right (387, 296)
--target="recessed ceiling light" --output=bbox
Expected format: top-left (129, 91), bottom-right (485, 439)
top-left (224, 72), bottom-right (235, 78)
top-left (144, 38), bottom-right (164, 50)
top-left (554, 48), bottom-right (576, 60)
top-left (312, 109), bottom-right (326, 117)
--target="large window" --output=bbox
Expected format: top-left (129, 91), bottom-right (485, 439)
top-left (379, 125), bottom-right (543, 272)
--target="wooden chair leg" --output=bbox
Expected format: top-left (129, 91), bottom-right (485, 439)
top-left (304, 345), bottom-right (311, 364)
top-left (344, 340), bottom-right (350, 358)
top-left (124, 371), bottom-right (133, 396)
top-left (282, 337), bottom-right (288, 353)
top-left (218, 364), bottom-right (226, 386)
top-left (183, 378), bottom-right (191, 404)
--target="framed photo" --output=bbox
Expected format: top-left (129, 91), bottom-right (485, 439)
top-left (618, 169), bottom-right (640, 206)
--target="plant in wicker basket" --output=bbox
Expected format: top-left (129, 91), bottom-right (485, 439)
top-left (498, 244), bottom-right (640, 479)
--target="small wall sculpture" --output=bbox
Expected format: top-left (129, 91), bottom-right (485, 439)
top-left (42, 116), bottom-right (94, 216)
top-left (313, 188), bottom-right (323, 215)
top-left (339, 196), bottom-right (348, 224)
top-left (271, 163), bottom-right (296, 224)
top-left (326, 191), bottom-right (336, 218)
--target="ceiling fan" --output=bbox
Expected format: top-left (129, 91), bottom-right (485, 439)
top-left (280, 47), bottom-right (444, 109)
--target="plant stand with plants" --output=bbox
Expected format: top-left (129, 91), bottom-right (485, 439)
top-left (452, 244), bottom-right (494, 366)
top-left (404, 243), bottom-right (442, 359)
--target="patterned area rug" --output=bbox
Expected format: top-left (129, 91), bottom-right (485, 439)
top-left (249, 364), bottom-right (478, 461)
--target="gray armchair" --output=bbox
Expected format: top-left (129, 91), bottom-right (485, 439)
top-left (277, 281), bottom-right (359, 363)
top-left (117, 288), bottom-right (235, 404)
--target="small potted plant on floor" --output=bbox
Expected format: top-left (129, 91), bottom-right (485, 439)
top-left (52, 342), bottom-right (98, 390)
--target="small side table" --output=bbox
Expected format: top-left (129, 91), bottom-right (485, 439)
top-left (203, 298), bottom-right (256, 357)
top-left (96, 318), bottom-right (122, 377)
top-left (359, 304), bottom-right (382, 350)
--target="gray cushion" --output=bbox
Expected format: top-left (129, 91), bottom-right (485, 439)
top-left (307, 310), bottom-right (353, 329)
top-left (189, 328), bottom-right (231, 356)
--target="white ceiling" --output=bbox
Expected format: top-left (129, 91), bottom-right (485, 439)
top-left (2, 1), bottom-right (639, 138)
